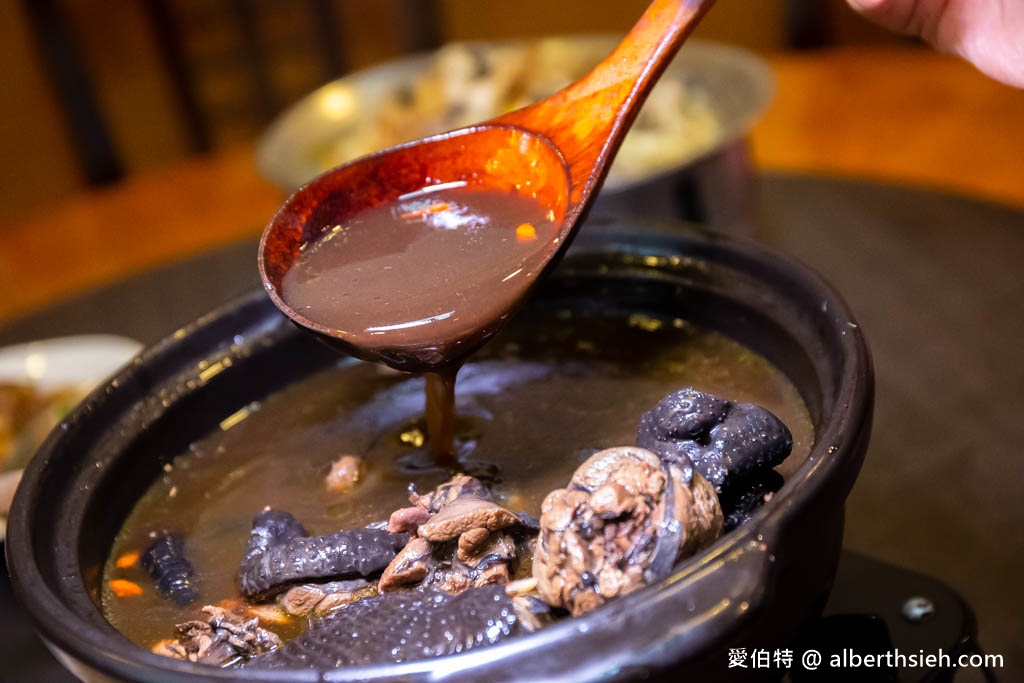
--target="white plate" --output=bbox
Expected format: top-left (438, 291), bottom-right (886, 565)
top-left (1, 335), bottom-right (142, 540)
top-left (0, 334), bottom-right (142, 392)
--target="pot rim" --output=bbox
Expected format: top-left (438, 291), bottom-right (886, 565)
top-left (6, 221), bottom-right (872, 682)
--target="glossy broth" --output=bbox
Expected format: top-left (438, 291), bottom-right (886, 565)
top-left (281, 185), bottom-right (559, 367)
top-left (102, 312), bottom-right (813, 649)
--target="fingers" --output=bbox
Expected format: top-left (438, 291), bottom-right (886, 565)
top-left (846, 0), bottom-right (1024, 88)
top-left (844, 0), bottom-right (941, 40)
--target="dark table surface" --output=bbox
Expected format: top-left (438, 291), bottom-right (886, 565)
top-left (756, 174), bottom-right (1023, 682)
top-left (2, 172), bottom-right (1021, 681)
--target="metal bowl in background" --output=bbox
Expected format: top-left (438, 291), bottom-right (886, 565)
top-left (256, 38), bottom-right (774, 229)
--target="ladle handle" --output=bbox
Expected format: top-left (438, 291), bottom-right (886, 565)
top-left (496, 0), bottom-right (714, 209)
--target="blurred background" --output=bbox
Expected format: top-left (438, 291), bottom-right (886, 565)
top-left (3, 5), bottom-right (1024, 681)
top-left (1, 0), bottom-right (901, 222)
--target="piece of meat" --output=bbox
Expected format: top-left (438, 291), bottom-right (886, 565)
top-left (416, 474), bottom-right (492, 512)
top-left (409, 484), bottom-right (433, 511)
top-left (387, 506), bottom-right (431, 534)
top-left (315, 590), bottom-right (363, 615)
top-left (459, 530), bottom-right (516, 568)
top-left (473, 562), bottom-right (510, 586)
top-left (237, 510), bottom-right (407, 599)
top-left (141, 531), bottom-right (198, 606)
top-left (243, 602), bottom-right (292, 625)
top-left (533, 446), bottom-right (722, 616)
top-left (246, 586), bottom-right (519, 670)
top-left (377, 476), bottom-right (533, 595)
top-left (408, 533), bottom-right (519, 595)
top-left (241, 509), bottom-right (308, 565)
top-left (638, 386), bottom-right (729, 442)
top-left (719, 470), bottom-right (784, 532)
top-left (379, 537), bottom-right (434, 592)
top-left (278, 579), bottom-right (372, 617)
top-left (427, 565), bottom-right (474, 594)
top-left (457, 527), bottom-right (491, 561)
top-left (324, 454), bottom-right (363, 494)
top-left (152, 605), bottom-right (281, 666)
top-left (512, 594), bottom-right (553, 632)
top-left (386, 531), bottom-right (520, 595)
top-left (637, 387), bottom-right (792, 490)
top-left (418, 496), bottom-right (521, 542)
top-left (515, 511), bottom-right (540, 531)
top-left (151, 639), bottom-right (188, 660)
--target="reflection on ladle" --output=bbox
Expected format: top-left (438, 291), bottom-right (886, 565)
top-left (258, 0), bottom-right (715, 466)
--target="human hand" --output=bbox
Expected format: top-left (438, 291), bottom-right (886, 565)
top-left (846, 0), bottom-right (1024, 88)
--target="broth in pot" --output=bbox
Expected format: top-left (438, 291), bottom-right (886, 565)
top-left (103, 310), bottom-right (812, 664)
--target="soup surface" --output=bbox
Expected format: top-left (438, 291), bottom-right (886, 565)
top-left (102, 311), bottom-right (813, 650)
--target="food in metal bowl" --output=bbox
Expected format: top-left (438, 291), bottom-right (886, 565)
top-left (0, 336), bottom-right (142, 540)
top-left (257, 38), bottom-right (773, 193)
top-left (315, 42), bottom-right (720, 185)
top-left (1, 383), bottom-right (89, 537)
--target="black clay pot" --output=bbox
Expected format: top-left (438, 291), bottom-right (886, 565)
top-left (6, 217), bottom-right (872, 682)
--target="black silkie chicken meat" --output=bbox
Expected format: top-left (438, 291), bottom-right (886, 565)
top-left (637, 386), bottom-right (792, 491)
top-left (718, 469), bottom-right (785, 531)
top-left (237, 509), bottom-right (408, 599)
top-left (247, 585), bottom-right (521, 669)
top-left (142, 531), bottom-right (199, 606)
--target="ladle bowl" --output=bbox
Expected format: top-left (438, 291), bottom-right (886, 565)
top-left (259, 126), bottom-right (571, 369)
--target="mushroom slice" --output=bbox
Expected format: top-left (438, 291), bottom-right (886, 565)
top-left (533, 446), bottom-right (722, 616)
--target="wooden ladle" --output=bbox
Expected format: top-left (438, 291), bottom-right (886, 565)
top-left (259, 0), bottom-right (714, 371)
